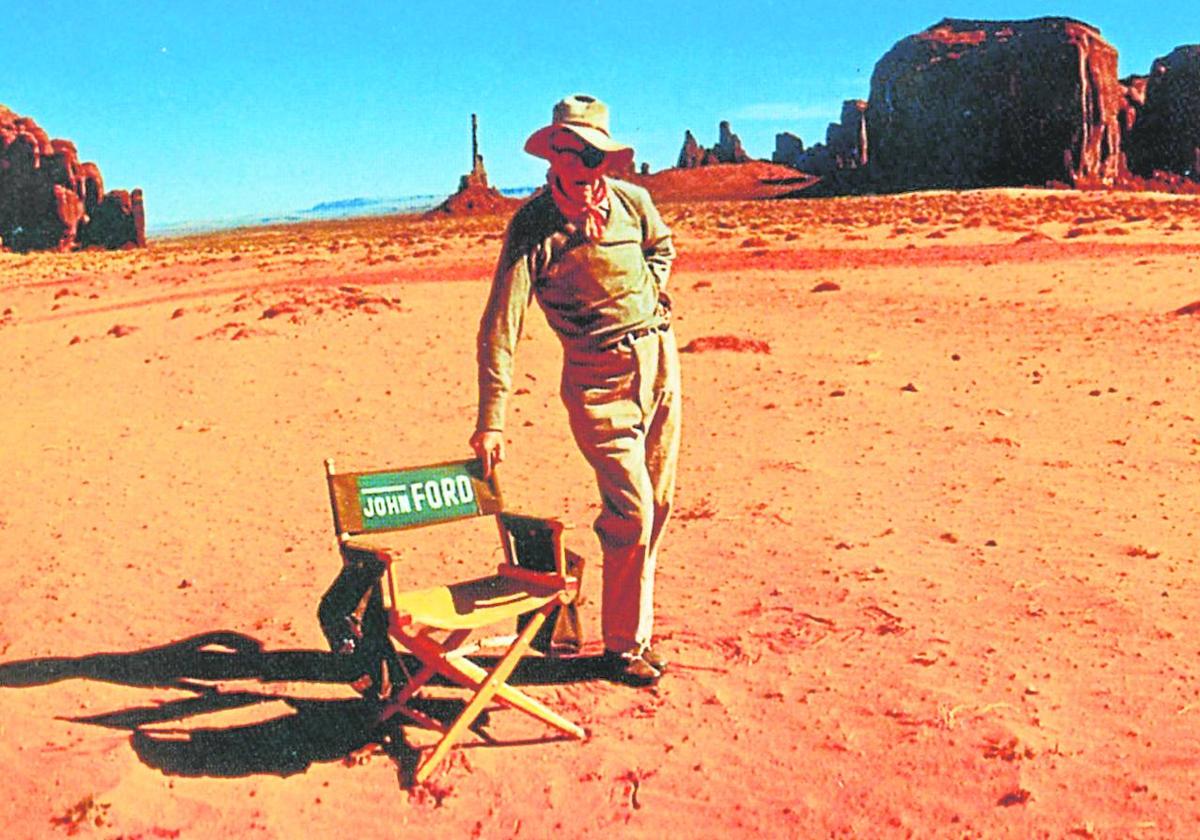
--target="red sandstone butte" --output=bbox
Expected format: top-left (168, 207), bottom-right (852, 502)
top-left (867, 17), bottom-right (1127, 190)
top-left (0, 104), bottom-right (144, 251)
top-left (676, 121), bottom-right (752, 168)
top-left (1126, 45), bottom-right (1200, 178)
top-left (427, 114), bottom-right (523, 218)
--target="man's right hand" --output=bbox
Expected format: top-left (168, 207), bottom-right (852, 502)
top-left (469, 429), bottom-right (505, 479)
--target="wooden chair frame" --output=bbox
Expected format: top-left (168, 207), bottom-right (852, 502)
top-left (324, 457), bottom-right (585, 783)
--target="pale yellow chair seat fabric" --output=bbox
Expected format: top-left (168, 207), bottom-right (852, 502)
top-left (391, 575), bottom-right (561, 630)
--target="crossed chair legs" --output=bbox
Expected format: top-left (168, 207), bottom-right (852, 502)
top-left (377, 601), bottom-right (587, 785)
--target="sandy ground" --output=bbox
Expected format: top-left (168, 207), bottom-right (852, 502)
top-left (2, 187), bottom-right (1200, 839)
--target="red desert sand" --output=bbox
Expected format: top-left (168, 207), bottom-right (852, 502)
top-left (2, 187), bottom-right (1200, 837)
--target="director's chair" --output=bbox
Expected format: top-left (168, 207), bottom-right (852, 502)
top-left (324, 457), bottom-right (586, 783)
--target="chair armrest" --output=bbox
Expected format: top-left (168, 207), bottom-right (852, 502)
top-left (338, 537), bottom-right (399, 565)
top-left (497, 564), bottom-right (572, 592)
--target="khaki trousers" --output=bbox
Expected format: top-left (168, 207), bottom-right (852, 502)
top-left (560, 328), bottom-right (682, 654)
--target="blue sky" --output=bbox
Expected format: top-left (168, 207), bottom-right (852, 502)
top-left (4, 1), bottom-right (1193, 225)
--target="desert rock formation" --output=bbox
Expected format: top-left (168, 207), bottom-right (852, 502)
top-left (1126, 45), bottom-right (1200, 177)
top-left (771, 23), bottom-right (1200, 194)
top-left (772, 132), bottom-right (805, 166)
top-left (427, 114), bottom-right (522, 217)
top-left (677, 130), bottom-right (704, 168)
top-left (677, 121), bottom-right (751, 168)
top-left (80, 188), bottom-right (146, 250)
top-left (1119, 74), bottom-right (1148, 136)
top-left (866, 17), bottom-right (1126, 190)
top-left (712, 120), bottom-right (750, 163)
top-left (774, 100), bottom-right (868, 176)
top-left (0, 105), bottom-right (144, 251)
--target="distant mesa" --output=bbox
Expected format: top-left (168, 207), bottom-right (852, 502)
top-left (765, 18), bottom-right (1199, 195)
top-left (1125, 45), bottom-right (1200, 178)
top-left (677, 121), bottom-right (752, 168)
top-left (0, 104), bottom-right (144, 251)
top-left (426, 114), bottom-right (523, 217)
top-left (866, 17), bottom-right (1125, 190)
top-left (773, 100), bottom-right (867, 177)
top-left (308, 197), bottom-right (377, 212)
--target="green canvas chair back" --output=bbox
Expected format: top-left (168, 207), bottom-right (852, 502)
top-left (326, 458), bottom-right (504, 537)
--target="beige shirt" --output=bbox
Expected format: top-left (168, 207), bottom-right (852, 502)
top-left (476, 178), bottom-right (675, 432)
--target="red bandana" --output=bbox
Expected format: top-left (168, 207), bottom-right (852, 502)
top-left (549, 174), bottom-right (609, 241)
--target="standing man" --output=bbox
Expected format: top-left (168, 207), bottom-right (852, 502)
top-left (471, 94), bottom-right (681, 687)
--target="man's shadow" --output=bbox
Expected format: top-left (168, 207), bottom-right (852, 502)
top-left (0, 631), bottom-right (605, 783)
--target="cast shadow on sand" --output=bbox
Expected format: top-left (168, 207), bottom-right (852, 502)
top-left (0, 631), bottom-right (605, 785)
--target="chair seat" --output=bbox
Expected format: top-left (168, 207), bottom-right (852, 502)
top-left (391, 574), bottom-right (561, 630)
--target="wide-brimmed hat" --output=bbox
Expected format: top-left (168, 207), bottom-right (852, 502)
top-left (524, 94), bottom-right (635, 170)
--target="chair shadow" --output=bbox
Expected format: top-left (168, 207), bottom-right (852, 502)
top-left (0, 630), bottom-right (610, 783)
top-left (0, 631), bottom-right (341, 690)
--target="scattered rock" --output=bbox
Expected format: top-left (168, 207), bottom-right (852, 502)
top-left (679, 335), bottom-right (771, 354)
top-left (998, 788), bottom-right (1032, 807)
top-left (261, 302), bottom-right (303, 319)
top-left (812, 281), bottom-right (841, 293)
top-left (1014, 231), bottom-right (1054, 244)
top-left (50, 795), bottom-right (111, 833)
